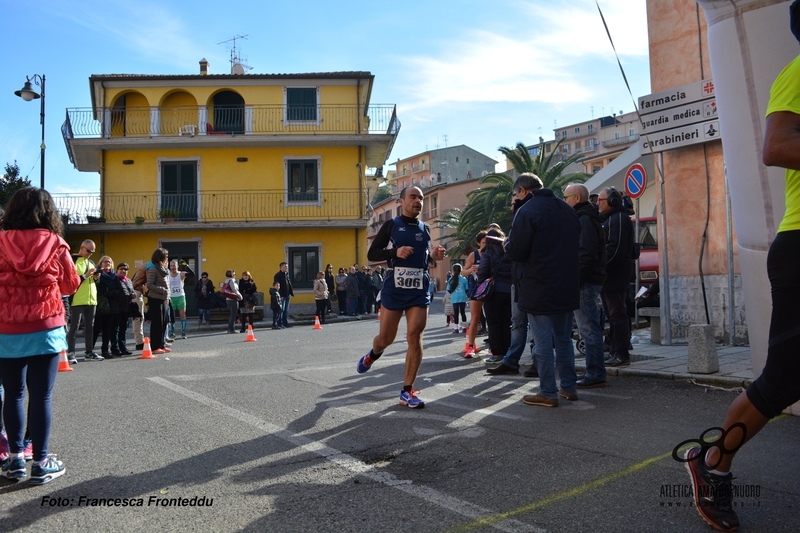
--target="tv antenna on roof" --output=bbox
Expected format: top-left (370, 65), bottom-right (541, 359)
top-left (218, 34), bottom-right (252, 74)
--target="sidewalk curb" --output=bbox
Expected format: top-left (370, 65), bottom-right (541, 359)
top-left (576, 363), bottom-right (751, 389)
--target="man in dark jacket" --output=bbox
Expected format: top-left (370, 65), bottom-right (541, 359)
top-left (273, 262), bottom-right (294, 328)
top-left (598, 186), bottom-right (635, 366)
top-left (345, 266), bottom-right (360, 316)
top-left (486, 173), bottom-right (539, 374)
top-left (505, 173), bottom-right (581, 408)
top-left (565, 183), bottom-right (608, 387)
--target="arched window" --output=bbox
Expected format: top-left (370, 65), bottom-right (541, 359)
top-left (212, 91), bottom-right (244, 134)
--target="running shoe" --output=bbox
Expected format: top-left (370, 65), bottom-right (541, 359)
top-left (452, 328), bottom-right (459, 334)
top-left (684, 446), bottom-right (740, 532)
top-left (152, 348), bottom-right (167, 355)
top-left (181, 334), bottom-right (187, 340)
top-left (29, 455), bottom-right (66, 485)
top-left (2, 456), bottom-right (27, 480)
top-left (484, 356), bottom-right (503, 364)
top-left (399, 389), bottom-right (425, 408)
top-left (464, 345), bottom-right (475, 358)
top-left (67, 352), bottom-right (78, 365)
top-left (84, 352), bottom-right (104, 361)
top-left (0, 430), bottom-right (8, 462)
top-left (163, 346), bottom-right (172, 353)
top-left (23, 439), bottom-right (33, 461)
top-left (356, 352), bottom-right (374, 374)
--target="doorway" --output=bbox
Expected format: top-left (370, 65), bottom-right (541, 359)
top-left (160, 240), bottom-right (199, 316)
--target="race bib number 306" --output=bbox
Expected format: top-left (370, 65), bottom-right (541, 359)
top-left (394, 267), bottom-right (423, 289)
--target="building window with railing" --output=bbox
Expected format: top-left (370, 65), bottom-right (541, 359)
top-left (286, 158), bottom-right (320, 203)
top-left (159, 159), bottom-right (199, 221)
top-left (574, 127), bottom-right (580, 134)
top-left (285, 87), bottom-right (318, 122)
top-left (629, 128), bottom-right (635, 137)
top-left (432, 194), bottom-right (438, 217)
top-left (561, 131), bottom-right (567, 139)
top-left (588, 124), bottom-right (594, 134)
top-left (289, 246), bottom-right (319, 290)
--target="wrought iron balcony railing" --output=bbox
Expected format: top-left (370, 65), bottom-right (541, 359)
top-left (53, 189), bottom-right (364, 224)
top-left (63, 104), bottom-right (399, 138)
top-left (602, 134), bottom-right (639, 149)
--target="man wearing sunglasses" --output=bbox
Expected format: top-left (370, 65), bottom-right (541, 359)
top-left (67, 240), bottom-right (104, 362)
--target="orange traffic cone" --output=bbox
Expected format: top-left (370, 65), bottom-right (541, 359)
top-left (244, 324), bottom-right (257, 342)
top-left (138, 337), bottom-right (158, 359)
top-left (57, 350), bottom-right (74, 372)
top-left (376, 308), bottom-right (381, 320)
top-left (313, 316), bottom-right (323, 330)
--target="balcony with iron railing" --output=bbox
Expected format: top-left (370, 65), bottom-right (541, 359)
top-left (53, 189), bottom-right (365, 228)
top-left (64, 104), bottom-right (399, 138)
top-left (602, 134), bottom-right (639, 149)
top-left (62, 104), bottom-right (401, 171)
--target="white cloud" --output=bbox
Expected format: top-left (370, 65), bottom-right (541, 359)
top-left (43, 0), bottom-right (224, 72)
top-left (393, 0), bottom-right (647, 111)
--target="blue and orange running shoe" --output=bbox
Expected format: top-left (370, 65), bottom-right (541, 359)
top-left (399, 389), bottom-right (425, 408)
top-left (356, 352), bottom-right (374, 374)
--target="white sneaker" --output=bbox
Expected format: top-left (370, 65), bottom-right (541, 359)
top-left (67, 352), bottom-right (78, 365)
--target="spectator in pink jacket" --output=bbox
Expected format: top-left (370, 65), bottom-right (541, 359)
top-left (0, 187), bottom-right (80, 484)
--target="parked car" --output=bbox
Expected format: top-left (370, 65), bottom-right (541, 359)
top-left (636, 216), bottom-right (658, 284)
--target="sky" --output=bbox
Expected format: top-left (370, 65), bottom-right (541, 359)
top-left (1, 0), bottom-right (650, 194)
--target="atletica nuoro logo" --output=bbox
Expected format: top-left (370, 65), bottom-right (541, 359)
top-left (672, 422), bottom-right (746, 468)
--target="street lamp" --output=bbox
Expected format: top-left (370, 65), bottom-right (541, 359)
top-left (14, 74), bottom-right (46, 189)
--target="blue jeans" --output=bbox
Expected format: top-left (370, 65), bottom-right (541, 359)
top-left (348, 296), bottom-right (357, 316)
top-left (574, 283), bottom-right (606, 381)
top-left (198, 308), bottom-right (210, 323)
top-left (502, 285), bottom-right (532, 369)
top-left (528, 312), bottom-right (576, 399)
top-left (280, 295), bottom-right (291, 327)
top-left (0, 353), bottom-right (59, 461)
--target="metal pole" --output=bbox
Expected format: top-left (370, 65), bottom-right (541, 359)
top-left (658, 152), bottom-right (672, 345)
top-left (724, 166), bottom-right (736, 345)
top-left (39, 74), bottom-right (46, 190)
top-left (634, 197), bottom-right (640, 330)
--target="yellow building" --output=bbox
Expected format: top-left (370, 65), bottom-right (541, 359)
top-left (60, 60), bottom-right (399, 311)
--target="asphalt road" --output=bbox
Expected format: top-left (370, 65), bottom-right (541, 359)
top-left (1, 305), bottom-right (798, 532)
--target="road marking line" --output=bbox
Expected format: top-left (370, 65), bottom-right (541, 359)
top-left (444, 451), bottom-right (673, 533)
top-left (148, 377), bottom-right (545, 533)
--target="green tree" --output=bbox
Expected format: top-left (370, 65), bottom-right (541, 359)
top-left (437, 139), bottom-right (588, 258)
top-left (1, 161), bottom-right (32, 207)
top-left (371, 185), bottom-right (393, 205)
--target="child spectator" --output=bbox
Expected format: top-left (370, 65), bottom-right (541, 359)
top-left (442, 289), bottom-right (454, 328)
top-left (269, 282), bottom-right (282, 330)
top-left (448, 264), bottom-right (469, 334)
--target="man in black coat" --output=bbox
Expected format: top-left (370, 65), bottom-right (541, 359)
top-left (564, 183), bottom-right (608, 387)
top-left (273, 262), bottom-right (294, 328)
top-left (505, 173), bottom-right (581, 408)
top-left (598, 187), bottom-right (635, 366)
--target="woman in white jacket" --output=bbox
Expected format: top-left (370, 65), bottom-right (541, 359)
top-left (223, 269), bottom-right (242, 333)
top-left (313, 272), bottom-right (329, 325)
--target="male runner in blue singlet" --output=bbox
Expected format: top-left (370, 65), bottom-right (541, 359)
top-left (356, 187), bottom-right (447, 408)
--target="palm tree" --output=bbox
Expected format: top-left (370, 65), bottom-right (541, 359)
top-left (501, 139), bottom-right (588, 198)
top-left (437, 139), bottom-right (588, 258)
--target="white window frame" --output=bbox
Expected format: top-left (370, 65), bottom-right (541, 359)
top-left (284, 155), bottom-right (322, 207)
top-left (156, 156), bottom-right (202, 220)
top-left (283, 86), bottom-right (321, 127)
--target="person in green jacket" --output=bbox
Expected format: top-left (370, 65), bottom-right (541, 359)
top-left (66, 240), bottom-right (103, 362)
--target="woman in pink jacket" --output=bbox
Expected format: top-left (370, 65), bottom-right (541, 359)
top-left (0, 187), bottom-right (80, 484)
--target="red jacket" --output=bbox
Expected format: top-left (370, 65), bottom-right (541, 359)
top-left (0, 229), bottom-right (81, 334)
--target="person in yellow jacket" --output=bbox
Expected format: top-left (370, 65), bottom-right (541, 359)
top-left (66, 240), bottom-right (103, 362)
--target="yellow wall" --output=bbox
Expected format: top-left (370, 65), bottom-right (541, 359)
top-left (104, 145), bottom-right (361, 192)
top-left (104, 84), bottom-right (358, 109)
top-left (67, 227), bottom-right (368, 304)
